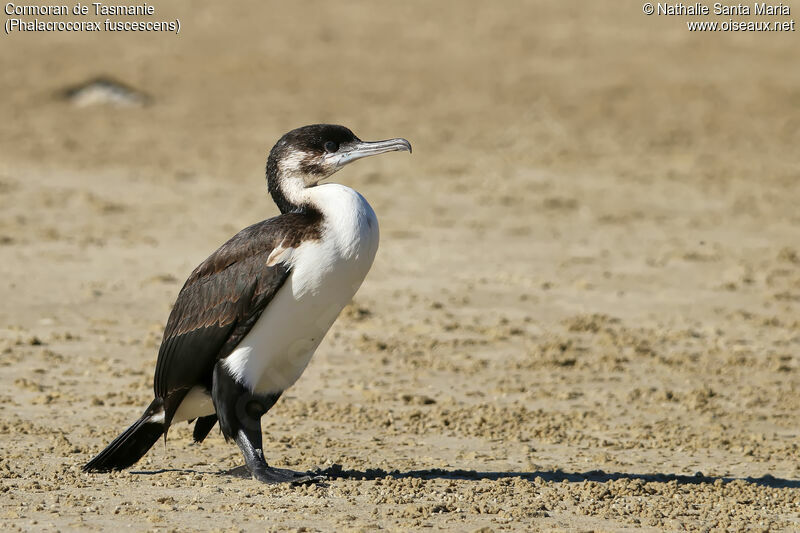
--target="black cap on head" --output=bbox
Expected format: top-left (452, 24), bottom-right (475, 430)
top-left (276, 124), bottom-right (361, 156)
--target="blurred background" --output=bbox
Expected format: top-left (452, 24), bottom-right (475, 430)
top-left (1, 1), bottom-right (799, 530)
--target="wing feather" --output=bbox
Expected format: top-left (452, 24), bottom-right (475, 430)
top-left (151, 212), bottom-right (320, 418)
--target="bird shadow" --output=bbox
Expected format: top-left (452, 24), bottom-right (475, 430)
top-left (315, 465), bottom-right (800, 489)
top-left (130, 464), bottom-right (800, 489)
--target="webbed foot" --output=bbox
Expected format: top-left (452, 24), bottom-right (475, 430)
top-left (250, 465), bottom-right (325, 485)
top-left (212, 363), bottom-right (325, 485)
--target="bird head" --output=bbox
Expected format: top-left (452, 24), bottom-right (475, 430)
top-left (266, 124), bottom-right (411, 213)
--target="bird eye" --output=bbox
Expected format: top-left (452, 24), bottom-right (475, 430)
top-left (324, 141), bottom-right (339, 153)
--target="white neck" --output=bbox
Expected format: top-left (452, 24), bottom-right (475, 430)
top-left (306, 183), bottom-right (378, 259)
top-left (279, 176), bottom-right (312, 209)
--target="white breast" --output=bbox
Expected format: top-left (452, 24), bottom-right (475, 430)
top-left (222, 184), bottom-right (379, 395)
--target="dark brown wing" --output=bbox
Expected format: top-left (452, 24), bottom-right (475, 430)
top-left (152, 211), bottom-right (321, 420)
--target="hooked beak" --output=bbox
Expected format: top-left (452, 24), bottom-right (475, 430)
top-left (333, 138), bottom-right (412, 169)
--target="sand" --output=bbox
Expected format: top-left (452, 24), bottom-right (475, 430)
top-left (1, 1), bottom-right (799, 531)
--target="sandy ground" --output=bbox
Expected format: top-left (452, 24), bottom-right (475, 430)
top-left (1, 1), bottom-right (799, 531)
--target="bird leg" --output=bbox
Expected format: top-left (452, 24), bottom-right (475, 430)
top-left (212, 362), bottom-right (320, 484)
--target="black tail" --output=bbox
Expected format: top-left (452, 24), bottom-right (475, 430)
top-left (83, 399), bottom-right (165, 473)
